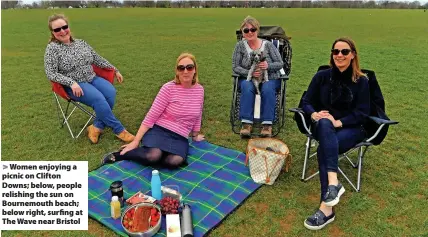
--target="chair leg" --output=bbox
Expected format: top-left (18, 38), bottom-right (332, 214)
top-left (230, 77), bottom-right (240, 135)
top-left (337, 167), bottom-right (359, 192)
top-left (356, 146), bottom-right (369, 192)
top-left (301, 137), bottom-right (310, 180)
top-left (338, 146), bottom-right (369, 192)
top-left (53, 93), bottom-right (96, 139)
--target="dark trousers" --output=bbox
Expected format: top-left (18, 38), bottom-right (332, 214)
top-left (314, 119), bottom-right (366, 201)
top-left (113, 146), bottom-right (186, 169)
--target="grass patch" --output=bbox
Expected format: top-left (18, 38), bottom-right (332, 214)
top-left (1, 8), bottom-right (427, 237)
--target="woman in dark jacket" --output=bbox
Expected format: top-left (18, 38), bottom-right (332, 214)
top-left (302, 37), bottom-right (370, 230)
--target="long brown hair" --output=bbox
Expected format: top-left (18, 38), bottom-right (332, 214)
top-left (174, 53), bottom-right (199, 85)
top-left (48, 14), bottom-right (74, 43)
top-left (329, 37), bottom-right (366, 82)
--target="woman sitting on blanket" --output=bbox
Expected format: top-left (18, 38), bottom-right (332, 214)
top-left (302, 37), bottom-right (370, 230)
top-left (102, 53), bottom-right (205, 168)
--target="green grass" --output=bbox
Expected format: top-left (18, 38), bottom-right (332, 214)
top-left (2, 8), bottom-right (427, 237)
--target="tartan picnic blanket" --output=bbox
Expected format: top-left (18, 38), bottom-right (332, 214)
top-left (88, 141), bottom-right (262, 237)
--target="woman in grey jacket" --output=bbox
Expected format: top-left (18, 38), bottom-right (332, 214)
top-left (232, 16), bottom-right (283, 137)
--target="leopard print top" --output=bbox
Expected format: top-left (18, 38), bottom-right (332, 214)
top-left (44, 39), bottom-right (117, 87)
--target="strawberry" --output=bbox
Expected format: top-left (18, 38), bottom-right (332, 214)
top-left (150, 220), bottom-right (157, 227)
top-left (151, 208), bottom-right (157, 216)
top-left (151, 214), bottom-right (159, 222)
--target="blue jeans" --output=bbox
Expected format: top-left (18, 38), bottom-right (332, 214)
top-left (239, 79), bottom-right (281, 124)
top-left (65, 76), bottom-right (125, 134)
top-left (314, 119), bottom-right (366, 201)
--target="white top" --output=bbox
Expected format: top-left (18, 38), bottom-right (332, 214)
top-left (111, 196), bottom-right (118, 201)
top-left (152, 170), bottom-right (159, 175)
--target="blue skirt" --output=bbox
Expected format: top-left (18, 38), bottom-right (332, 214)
top-left (141, 125), bottom-right (189, 159)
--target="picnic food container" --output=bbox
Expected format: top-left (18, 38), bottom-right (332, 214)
top-left (126, 191), bottom-right (156, 205)
top-left (161, 185), bottom-right (182, 201)
top-left (121, 202), bottom-right (162, 237)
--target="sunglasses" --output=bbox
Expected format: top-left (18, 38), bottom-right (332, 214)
top-left (53, 25), bottom-right (69, 33)
top-left (331, 48), bottom-right (352, 56)
top-left (177, 64), bottom-right (195, 72)
top-left (242, 28), bottom-right (257, 34)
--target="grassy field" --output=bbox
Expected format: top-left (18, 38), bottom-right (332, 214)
top-left (1, 8), bottom-right (427, 237)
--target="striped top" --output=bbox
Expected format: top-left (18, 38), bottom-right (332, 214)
top-left (142, 81), bottom-right (204, 138)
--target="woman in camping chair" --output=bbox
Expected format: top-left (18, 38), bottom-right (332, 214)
top-left (102, 53), bottom-right (205, 169)
top-left (302, 37), bottom-right (370, 230)
top-left (44, 14), bottom-right (134, 144)
top-left (232, 16), bottom-right (283, 138)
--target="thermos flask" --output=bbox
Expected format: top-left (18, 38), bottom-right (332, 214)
top-left (181, 203), bottom-right (193, 237)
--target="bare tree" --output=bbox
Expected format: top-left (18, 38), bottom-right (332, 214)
top-left (1, 1), bottom-right (19, 9)
top-left (123, 0), bottom-right (138, 7)
top-left (156, 1), bottom-right (171, 8)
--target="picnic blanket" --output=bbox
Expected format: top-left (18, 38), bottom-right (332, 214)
top-left (88, 140), bottom-right (262, 237)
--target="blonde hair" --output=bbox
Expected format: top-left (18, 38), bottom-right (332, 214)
top-left (240, 15), bottom-right (260, 32)
top-left (48, 14), bottom-right (74, 43)
top-left (329, 37), bottom-right (366, 82)
top-left (174, 53), bottom-right (199, 85)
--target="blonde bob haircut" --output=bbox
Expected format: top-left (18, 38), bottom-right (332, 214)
top-left (174, 53), bottom-right (199, 85)
top-left (240, 15), bottom-right (260, 33)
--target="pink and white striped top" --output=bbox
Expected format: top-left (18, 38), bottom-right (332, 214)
top-left (142, 81), bottom-right (204, 138)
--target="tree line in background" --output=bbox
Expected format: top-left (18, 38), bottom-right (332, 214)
top-left (2, 0), bottom-right (427, 10)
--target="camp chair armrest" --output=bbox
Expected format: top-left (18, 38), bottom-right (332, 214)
top-left (365, 116), bottom-right (398, 143)
top-left (289, 108), bottom-right (311, 134)
top-left (280, 74), bottom-right (290, 80)
top-left (289, 107), bottom-right (304, 114)
top-left (368, 116), bottom-right (399, 125)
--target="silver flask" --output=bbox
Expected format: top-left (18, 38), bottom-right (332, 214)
top-left (180, 204), bottom-right (193, 237)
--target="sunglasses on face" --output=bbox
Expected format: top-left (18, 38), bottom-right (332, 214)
top-left (53, 25), bottom-right (69, 33)
top-left (331, 48), bottom-right (352, 56)
top-left (242, 28), bottom-right (257, 34)
top-left (177, 64), bottom-right (195, 72)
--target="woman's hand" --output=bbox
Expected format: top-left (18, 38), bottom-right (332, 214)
top-left (71, 82), bottom-right (84, 97)
top-left (311, 110), bottom-right (330, 121)
top-left (192, 134), bottom-right (205, 142)
top-left (252, 69), bottom-right (261, 77)
top-left (115, 71), bottom-right (123, 83)
top-left (258, 61), bottom-right (268, 70)
top-left (324, 114), bottom-right (343, 128)
top-left (119, 141), bottom-right (139, 155)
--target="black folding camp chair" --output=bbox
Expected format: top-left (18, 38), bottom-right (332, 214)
top-left (230, 26), bottom-right (292, 137)
top-left (289, 65), bottom-right (398, 192)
